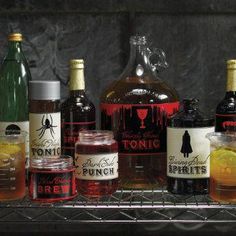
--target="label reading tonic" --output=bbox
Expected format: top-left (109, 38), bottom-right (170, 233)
top-left (30, 113), bottom-right (61, 158)
top-left (167, 127), bottom-right (214, 178)
top-left (101, 102), bottom-right (179, 155)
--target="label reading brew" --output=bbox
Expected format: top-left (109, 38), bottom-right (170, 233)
top-left (101, 102), bottom-right (179, 155)
top-left (167, 127), bottom-right (214, 178)
top-left (0, 121), bottom-right (29, 167)
top-left (30, 113), bottom-right (61, 158)
top-left (62, 121), bottom-right (96, 150)
top-left (75, 153), bottom-right (118, 180)
top-left (215, 114), bottom-right (236, 132)
top-left (30, 171), bottom-right (75, 199)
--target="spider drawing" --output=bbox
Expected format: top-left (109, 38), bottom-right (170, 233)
top-left (36, 114), bottom-right (57, 139)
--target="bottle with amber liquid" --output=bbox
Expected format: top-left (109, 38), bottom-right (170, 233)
top-left (216, 60), bottom-right (236, 132)
top-left (167, 99), bottom-right (214, 194)
top-left (101, 36), bottom-right (179, 189)
top-left (61, 59), bottom-right (96, 158)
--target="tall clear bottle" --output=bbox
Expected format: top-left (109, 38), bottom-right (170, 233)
top-left (100, 36), bottom-right (179, 189)
top-left (61, 59), bottom-right (96, 158)
top-left (0, 33), bottom-right (32, 166)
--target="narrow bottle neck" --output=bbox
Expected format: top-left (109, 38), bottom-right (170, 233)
top-left (69, 68), bottom-right (85, 91)
top-left (6, 41), bottom-right (23, 60)
top-left (227, 68), bottom-right (236, 92)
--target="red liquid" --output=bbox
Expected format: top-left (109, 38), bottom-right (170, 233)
top-left (75, 141), bottom-right (118, 198)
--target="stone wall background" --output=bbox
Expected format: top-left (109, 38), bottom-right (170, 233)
top-left (1, 0), bottom-right (236, 123)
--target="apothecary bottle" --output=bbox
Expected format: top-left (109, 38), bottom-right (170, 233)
top-left (167, 99), bottom-right (214, 194)
top-left (29, 81), bottom-right (61, 158)
top-left (100, 35), bottom-right (179, 189)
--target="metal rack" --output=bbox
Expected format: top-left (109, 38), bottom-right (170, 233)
top-left (0, 189), bottom-right (236, 224)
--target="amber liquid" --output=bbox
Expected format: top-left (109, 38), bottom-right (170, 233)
top-left (101, 77), bottom-right (179, 189)
top-left (210, 147), bottom-right (236, 203)
top-left (75, 141), bottom-right (118, 198)
top-left (0, 142), bottom-right (25, 200)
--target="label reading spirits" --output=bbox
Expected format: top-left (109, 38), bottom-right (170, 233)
top-left (62, 121), bottom-right (96, 150)
top-left (167, 127), bottom-right (214, 178)
top-left (30, 113), bottom-right (61, 158)
top-left (0, 121), bottom-right (29, 167)
top-left (215, 114), bottom-right (236, 132)
top-left (101, 102), bottom-right (179, 155)
top-left (75, 153), bottom-right (118, 180)
top-left (30, 171), bottom-right (75, 199)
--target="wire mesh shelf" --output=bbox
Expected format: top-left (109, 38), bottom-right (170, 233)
top-left (0, 188), bottom-right (236, 224)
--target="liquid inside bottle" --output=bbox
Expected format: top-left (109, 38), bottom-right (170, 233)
top-left (101, 36), bottom-right (179, 189)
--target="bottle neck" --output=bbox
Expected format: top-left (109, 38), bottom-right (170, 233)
top-left (6, 41), bottom-right (23, 60)
top-left (125, 43), bottom-right (152, 78)
top-left (227, 68), bottom-right (236, 92)
top-left (69, 68), bottom-right (85, 91)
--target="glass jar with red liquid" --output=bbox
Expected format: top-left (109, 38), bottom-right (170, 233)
top-left (75, 130), bottom-right (118, 197)
top-left (29, 156), bottom-right (77, 202)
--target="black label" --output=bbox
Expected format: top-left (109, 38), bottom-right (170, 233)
top-left (215, 114), bottom-right (236, 132)
top-left (30, 171), bottom-right (76, 200)
top-left (61, 121), bottom-right (96, 155)
top-left (101, 103), bottom-right (179, 154)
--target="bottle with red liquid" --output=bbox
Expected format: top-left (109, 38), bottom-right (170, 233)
top-left (75, 130), bottom-right (118, 198)
top-left (100, 36), bottom-right (179, 189)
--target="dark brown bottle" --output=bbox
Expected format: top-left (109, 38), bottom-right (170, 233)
top-left (216, 60), bottom-right (236, 132)
top-left (61, 59), bottom-right (96, 158)
top-left (167, 99), bottom-right (214, 194)
top-left (101, 36), bottom-right (179, 189)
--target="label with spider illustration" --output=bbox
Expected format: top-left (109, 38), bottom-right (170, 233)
top-left (29, 112), bottom-right (61, 158)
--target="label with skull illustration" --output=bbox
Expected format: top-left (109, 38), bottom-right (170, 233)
top-left (29, 112), bottom-right (61, 158)
top-left (101, 102), bottom-right (179, 155)
top-left (167, 127), bottom-right (214, 179)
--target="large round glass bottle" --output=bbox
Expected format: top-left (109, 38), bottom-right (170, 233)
top-left (100, 36), bottom-right (179, 189)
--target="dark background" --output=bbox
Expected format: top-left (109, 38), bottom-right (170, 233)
top-left (1, 0), bottom-right (236, 123)
top-left (1, 0), bottom-right (236, 235)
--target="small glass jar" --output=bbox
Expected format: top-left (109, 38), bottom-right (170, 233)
top-left (75, 130), bottom-right (118, 197)
top-left (28, 156), bottom-right (77, 202)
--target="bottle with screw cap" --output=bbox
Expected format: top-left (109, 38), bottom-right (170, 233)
top-left (0, 33), bottom-right (32, 167)
top-left (216, 60), bottom-right (236, 132)
top-left (61, 59), bottom-right (96, 158)
top-left (29, 80), bottom-right (61, 159)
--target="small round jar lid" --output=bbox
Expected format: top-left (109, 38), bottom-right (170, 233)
top-left (29, 80), bottom-right (60, 100)
top-left (30, 156), bottom-right (73, 170)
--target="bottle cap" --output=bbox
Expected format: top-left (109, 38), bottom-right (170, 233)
top-left (183, 98), bottom-right (199, 110)
top-left (29, 80), bottom-right (60, 100)
top-left (130, 36), bottom-right (147, 45)
top-left (8, 33), bottom-right (23, 42)
top-left (227, 60), bottom-right (236, 69)
top-left (70, 59), bottom-right (84, 69)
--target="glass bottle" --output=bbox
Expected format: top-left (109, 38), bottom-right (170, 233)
top-left (61, 59), bottom-right (96, 158)
top-left (29, 81), bottom-right (61, 158)
top-left (216, 60), bottom-right (236, 132)
top-left (0, 33), bottom-right (32, 167)
top-left (100, 35), bottom-right (179, 189)
top-left (167, 99), bottom-right (214, 194)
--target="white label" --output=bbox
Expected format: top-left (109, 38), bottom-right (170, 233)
top-left (167, 127), bottom-right (214, 179)
top-left (75, 153), bottom-right (119, 180)
top-left (0, 121), bottom-right (29, 167)
top-left (30, 113), bottom-right (61, 158)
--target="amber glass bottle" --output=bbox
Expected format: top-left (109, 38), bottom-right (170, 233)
top-left (61, 59), bottom-right (96, 158)
top-left (101, 36), bottom-right (179, 189)
top-left (216, 60), bottom-right (236, 132)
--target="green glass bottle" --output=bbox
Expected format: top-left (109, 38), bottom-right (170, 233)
top-left (0, 33), bottom-right (32, 166)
